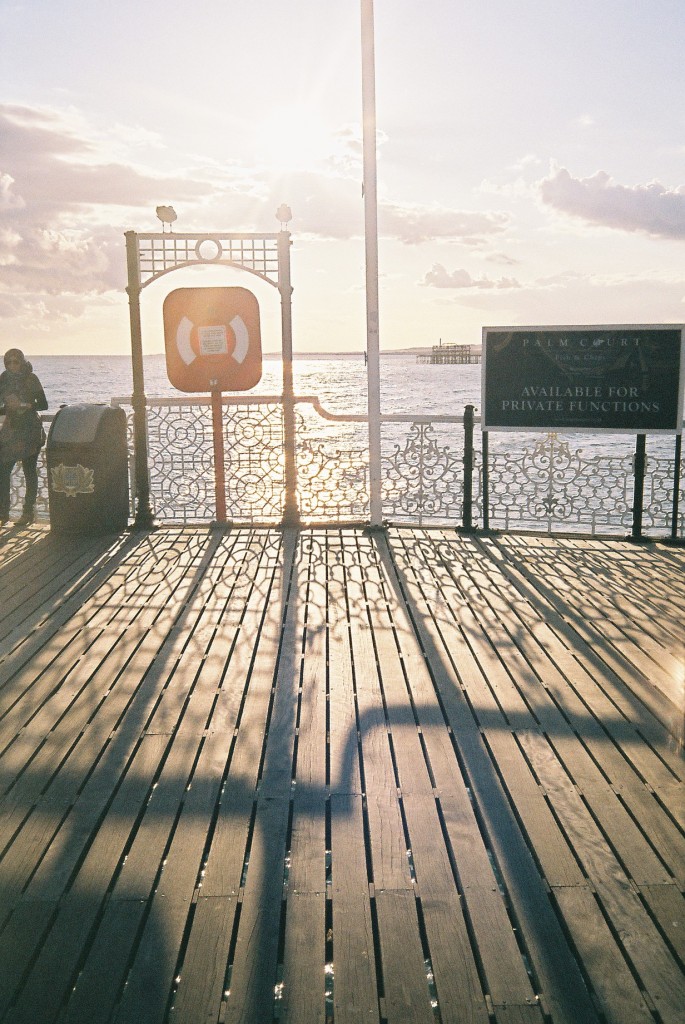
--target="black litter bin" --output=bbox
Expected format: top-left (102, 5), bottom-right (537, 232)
top-left (47, 404), bottom-right (129, 534)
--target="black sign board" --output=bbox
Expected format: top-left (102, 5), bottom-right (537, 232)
top-left (482, 325), bottom-right (684, 432)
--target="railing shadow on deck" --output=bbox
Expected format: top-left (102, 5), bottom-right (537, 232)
top-left (0, 527), bottom-right (683, 1022)
top-left (0, 527), bottom-right (269, 1021)
top-left (464, 533), bottom-right (684, 751)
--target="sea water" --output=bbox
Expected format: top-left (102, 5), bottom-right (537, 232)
top-left (29, 352), bottom-right (679, 461)
top-left (29, 352), bottom-right (478, 417)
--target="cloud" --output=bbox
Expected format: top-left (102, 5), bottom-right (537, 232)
top-left (0, 101), bottom-right (515, 342)
top-left (486, 251), bottom-right (520, 267)
top-left (0, 104), bottom-right (213, 314)
top-left (267, 176), bottom-right (510, 247)
top-left (0, 105), bottom-right (208, 210)
top-left (421, 264), bottom-right (521, 290)
top-left (380, 202), bottom-right (509, 245)
top-left (539, 166), bottom-right (685, 239)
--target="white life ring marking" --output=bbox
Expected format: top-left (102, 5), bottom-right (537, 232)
top-left (177, 316), bottom-right (196, 365)
top-left (230, 316), bottom-right (249, 363)
top-left (176, 314), bottom-right (250, 365)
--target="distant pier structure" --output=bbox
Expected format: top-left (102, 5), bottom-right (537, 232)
top-left (417, 342), bottom-right (481, 364)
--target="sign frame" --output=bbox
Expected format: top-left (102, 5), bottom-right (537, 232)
top-left (162, 285), bottom-right (263, 394)
top-left (481, 323), bottom-right (685, 434)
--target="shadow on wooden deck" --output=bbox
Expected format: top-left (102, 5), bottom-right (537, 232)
top-left (0, 524), bottom-right (683, 1024)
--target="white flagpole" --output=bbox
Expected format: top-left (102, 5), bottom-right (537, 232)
top-left (361, 0), bottom-right (383, 526)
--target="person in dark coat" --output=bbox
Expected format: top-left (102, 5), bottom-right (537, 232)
top-left (0, 349), bottom-right (48, 526)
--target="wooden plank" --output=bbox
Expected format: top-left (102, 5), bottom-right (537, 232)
top-left (3, 735), bottom-right (168, 1021)
top-left (6, 897), bottom-right (141, 1024)
top-left (0, 532), bottom-right (224, 908)
top-left (0, 535), bottom-right (122, 639)
top-left (639, 883), bottom-right (685, 964)
top-left (488, 535), bottom-right (683, 752)
top-left (328, 533), bottom-right (364, 801)
top-left (286, 533), bottom-right (327, 895)
top-left (553, 886), bottom-right (654, 1024)
top-left (280, 892), bottom-right (326, 1024)
top-left (169, 896), bottom-right (238, 1024)
top-left (402, 798), bottom-right (490, 1024)
top-left (58, 530), bottom-right (281, 1024)
top-left (476, 550), bottom-right (685, 874)
top-left (536, 539), bottom-right (684, 653)
top-left (199, 533), bottom-right (288, 900)
top-left (0, 532), bottom-right (198, 748)
top-left (61, 900), bottom-right (147, 1024)
top-left (222, 529), bottom-right (300, 1024)
top-left (521, 729), bottom-right (685, 1024)
top-left (164, 532), bottom-right (281, 1024)
top-left (491, 1007), bottom-right (548, 1024)
top-left (374, 532), bottom-right (540, 1019)
top-left (330, 891), bottom-right (379, 1024)
top-left (327, 532), bottom-right (379, 1022)
top-left (110, 898), bottom-right (198, 1024)
top-left (59, 733), bottom-right (170, 899)
top-left (374, 890), bottom-right (434, 1024)
top-left (388, 528), bottom-right (598, 1024)
top-left (447, 532), bottom-right (680, 887)
top-left (0, 526), bottom-right (681, 1024)
top-left (344, 534), bottom-right (437, 1021)
top-left (24, 535), bottom-right (245, 900)
top-left (364, 534), bottom-right (489, 1024)
top-left (467, 536), bottom-right (685, 836)
top-left (281, 533), bottom-right (328, 1024)
top-left (0, 901), bottom-right (54, 1018)
top-left (415, 897), bottom-right (490, 1024)
top-left (223, 795), bottom-right (291, 1024)
top-left (347, 532), bottom-right (413, 894)
top-left (113, 732), bottom-right (245, 1024)
top-left (102, 533), bottom-right (279, 1024)
top-left (505, 536), bottom-right (683, 737)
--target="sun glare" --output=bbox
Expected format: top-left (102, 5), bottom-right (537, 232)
top-left (253, 103), bottom-right (330, 171)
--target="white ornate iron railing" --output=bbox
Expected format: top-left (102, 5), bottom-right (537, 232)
top-left (9, 404), bottom-right (684, 538)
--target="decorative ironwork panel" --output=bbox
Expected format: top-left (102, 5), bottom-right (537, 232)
top-left (478, 430), bottom-right (684, 535)
top-left (43, 404), bottom-right (681, 538)
top-left (380, 421), bottom-right (466, 524)
top-left (295, 405), bottom-right (369, 520)
top-left (223, 404), bottom-right (286, 520)
top-left (642, 445), bottom-right (685, 532)
top-left (145, 403), bottom-right (216, 522)
top-left (135, 233), bottom-right (281, 288)
top-left (135, 401), bottom-right (286, 523)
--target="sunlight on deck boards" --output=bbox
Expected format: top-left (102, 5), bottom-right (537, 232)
top-left (0, 525), bottom-right (683, 1024)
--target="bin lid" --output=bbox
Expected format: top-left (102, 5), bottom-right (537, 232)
top-left (50, 404), bottom-right (115, 445)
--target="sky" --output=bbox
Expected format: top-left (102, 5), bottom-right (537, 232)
top-left (1, 0), bottom-right (684, 357)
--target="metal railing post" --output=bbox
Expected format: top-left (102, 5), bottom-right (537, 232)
top-left (461, 404), bottom-right (475, 532)
top-left (125, 231), bottom-right (154, 529)
top-left (631, 433), bottom-right (646, 541)
top-left (278, 230), bottom-right (300, 527)
top-left (670, 433), bottom-right (682, 543)
top-left (482, 429), bottom-right (489, 531)
top-left (361, 0), bottom-right (383, 528)
top-left (210, 389), bottom-right (227, 524)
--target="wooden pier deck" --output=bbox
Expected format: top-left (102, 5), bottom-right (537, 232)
top-left (0, 525), bottom-right (683, 1024)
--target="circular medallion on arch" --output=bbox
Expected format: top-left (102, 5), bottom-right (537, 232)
top-left (194, 237), bottom-right (223, 262)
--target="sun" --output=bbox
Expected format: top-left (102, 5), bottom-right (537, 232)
top-left (252, 103), bottom-right (331, 171)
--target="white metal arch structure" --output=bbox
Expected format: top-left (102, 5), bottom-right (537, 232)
top-left (125, 229), bottom-right (296, 528)
top-left (132, 232), bottom-right (282, 290)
